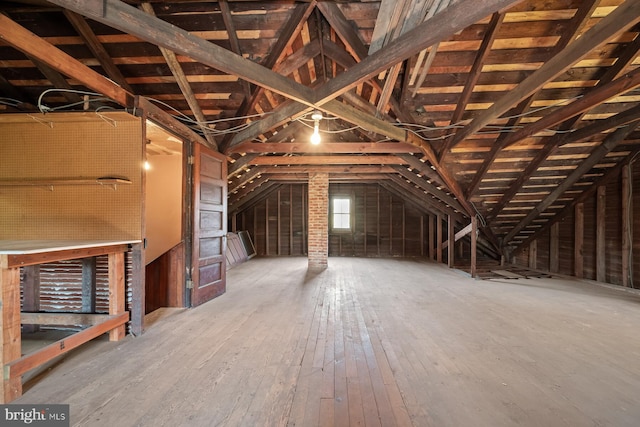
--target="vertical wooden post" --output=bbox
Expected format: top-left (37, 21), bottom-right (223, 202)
top-left (622, 166), bottom-right (631, 287)
top-left (550, 222), bottom-right (559, 273)
top-left (420, 215), bottom-right (425, 257)
top-left (81, 257), bottom-right (97, 313)
top-left (290, 185), bottom-right (294, 255)
top-left (402, 203), bottom-right (406, 257)
top-left (529, 240), bottom-right (537, 270)
top-left (364, 188), bottom-right (368, 255)
top-left (108, 251), bottom-right (126, 341)
top-left (428, 215), bottom-right (435, 261)
top-left (436, 214), bottom-right (442, 263)
top-left (470, 216), bottom-right (477, 278)
top-left (448, 215), bottom-right (455, 268)
top-left (22, 265), bottom-right (40, 333)
top-left (389, 194), bottom-right (393, 254)
top-left (130, 243), bottom-right (144, 336)
top-left (0, 257), bottom-right (22, 403)
top-left (265, 197), bottom-right (270, 256)
top-left (596, 185), bottom-right (606, 282)
top-left (574, 203), bottom-right (584, 278)
top-left (376, 186), bottom-right (380, 256)
top-left (277, 189), bottom-right (281, 256)
top-left (253, 205), bottom-right (259, 254)
top-left (302, 187), bottom-right (307, 254)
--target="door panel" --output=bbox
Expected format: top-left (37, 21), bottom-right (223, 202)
top-left (191, 144), bottom-right (227, 306)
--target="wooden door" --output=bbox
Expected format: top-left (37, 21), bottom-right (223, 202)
top-left (191, 143), bottom-right (227, 306)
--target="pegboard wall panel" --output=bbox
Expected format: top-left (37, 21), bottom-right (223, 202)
top-left (0, 112), bottom-right (143, 240)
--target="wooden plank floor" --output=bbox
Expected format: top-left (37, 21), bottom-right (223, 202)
top-left (16, 257), bottom-right (640, 426)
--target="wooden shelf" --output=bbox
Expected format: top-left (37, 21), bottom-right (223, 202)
top-left (0, 178), bottom-right (131, 190)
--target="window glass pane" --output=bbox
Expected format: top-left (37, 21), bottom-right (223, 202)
top-left (332, 198), bottom-right (351, 229)
top-left (334, 198), bottom-right (350, 214)
top-left (334, 213), bottom-right (350, 229)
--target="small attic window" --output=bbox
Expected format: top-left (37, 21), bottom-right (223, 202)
top-left (331, 196), bottom-right (352, 231)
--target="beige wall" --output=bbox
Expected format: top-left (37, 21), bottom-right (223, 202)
top-left (0, 112), bottom-right (143, 240)
top-left (144, 153), bottom-right (183, 264)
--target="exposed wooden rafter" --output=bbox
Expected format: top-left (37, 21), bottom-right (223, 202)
top-left (503, 122), bottom-right (640, 245)
top-left (140, 2), bottom-right (217, 149)
top-left (449, 0), bottom-right (640, 150)
top-left (461, 0), bottom-right (605, 196)
top-left (63, 9), bottom-right (133, 93)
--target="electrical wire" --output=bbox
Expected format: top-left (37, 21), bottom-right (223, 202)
top-left (296, 117), bottom-right (361, 134)
top-left (471, 202), bottom-right (487, 228)
top-left (32, 89), bottom-right (583, 139)
top-left (145, 97), bottom-right (272, 136)
top-left (37, 88), bottom-right (103, 113)
top-left (0, 97), bottom-right (22, 107)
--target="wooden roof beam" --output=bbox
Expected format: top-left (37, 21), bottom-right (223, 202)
top-left (48, 0), bottom-right (317, 105)
top-left (316, 1), bottom-right (426, 124)
top-left (383, 176), bottom-right (462, 221)
top-left (228, 121), bottom-right (305, 177)
top-left (62, 9), bottom-right (133, 93)
top-left (0, 13), bottom-right (209, 147)
top-left (266, 173), bottom-right (389, 183)
top-left (512, 146), bottom-right (640, 253)
top-left (229, 180), bottom-right (280, 214)
top-left (229, 168), bottom-right (265, 195)
top-left (218, 3), bottom-right (316, 151)
top-left (140, 2), bottom-right (217, 149)
top-left (449, 0), bottom-right (640, 149)
top-left (249, 155), bottom-right (406, 166)
top-left (48, 0), bottom-right (509, 219)
top-left (316, 1), bottom-right (367, 62)
top-left (499, 67), bottom-right (640, 150)
top-left (228, 154), bottom-right (258, 178)
top-left (47, 0), bottom-right (518, 146)
top-left (28, 56), bottom-right (83, 105)
top-left (219, 0), bottom-right (251, 98)
top-left (485, 36), bottom-right (640, 221)
top-left (255, 165), bottom-right (396, 174)
top-left (441, 12), bottom-right (504, 151)
top-left (488, 103), bottom-right (640, 222)
top-left (229, 142), bottom-right (417, 155)
top-left (462, 0), bottom-right (602, 195)
top-left (0, 73), bottom-right (37, 110)
top-left (314, 0), bottom-right (525, 106)
top-left (391, 165), bottom-right (465, 214)
top-left (467, 64), bottom-right (640, 199)
top-left (225, 100), bottom-right (312, 152)
top-left (503, 122), bottom-right (640, 245)
top-left (134, 97), bottom-right (211, 146)
top-left (0, 14), bottom-right (130, 106)
top-left (372, 0), bottom-right (443, 115)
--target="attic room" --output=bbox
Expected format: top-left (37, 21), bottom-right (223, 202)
top-left (0, 0), bottom-right (639, 425)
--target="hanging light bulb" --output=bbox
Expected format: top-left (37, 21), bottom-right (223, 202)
top-left (310, 111), bottom-right (322, 145)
